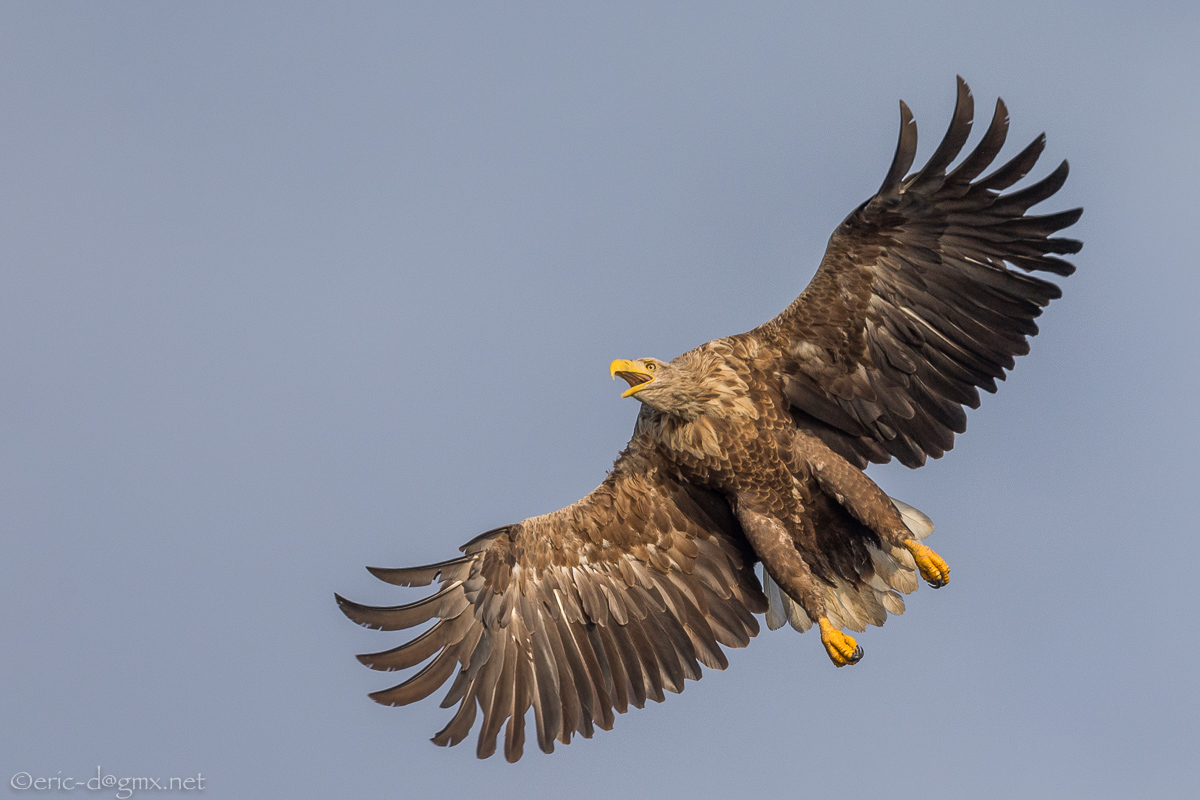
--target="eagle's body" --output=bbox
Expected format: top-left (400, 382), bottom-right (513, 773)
top-left (338, 79), bottom-right (1081, 761)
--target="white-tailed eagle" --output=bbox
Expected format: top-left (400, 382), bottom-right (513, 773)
top-left (337, 77), bottom-right (1081, 761)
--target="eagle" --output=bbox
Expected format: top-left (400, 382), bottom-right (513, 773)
top-left (336, 77), bottom-right (1082, 762)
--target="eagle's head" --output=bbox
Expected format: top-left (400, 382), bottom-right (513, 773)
top-left (609, 357), bottom-right (707, 417)
top-left (610, 345), bottom-right (758, 421)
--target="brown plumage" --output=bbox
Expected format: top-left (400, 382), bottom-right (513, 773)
top-left (337, 77), bottom-right (1081, 761)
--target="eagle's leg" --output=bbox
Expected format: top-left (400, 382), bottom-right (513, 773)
top-left (786, 429), bottom-right (950, 588)
top-left (817, 618), bottom-right (863, 667)
top-left (735, 504), bottom-right (863, 667)
top-left (902, 540), bottom-right (950, 588)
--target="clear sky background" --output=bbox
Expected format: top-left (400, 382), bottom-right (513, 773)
top-left (2, 2), bottom-right (1197, 798)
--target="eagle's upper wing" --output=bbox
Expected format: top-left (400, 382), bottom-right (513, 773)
top-left (336, 444), bottom-right (765, 762)
top-left (746, 77), bottom-right (1082, 468)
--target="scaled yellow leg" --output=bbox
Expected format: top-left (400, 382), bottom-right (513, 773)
top-left (904, 540), bottom-right (950, 588)
top-left (818, 617), bottom-right (863, 667)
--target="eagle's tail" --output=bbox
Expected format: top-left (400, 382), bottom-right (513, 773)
top-left (763, 496), bottom-right (933, 634)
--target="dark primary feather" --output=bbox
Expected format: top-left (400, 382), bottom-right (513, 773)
top-left (337, 446), bottom-right (766, 762)
top-left (752, 76), bottom-right (1082, 467)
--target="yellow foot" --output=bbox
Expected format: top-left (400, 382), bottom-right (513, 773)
top-left (904, 539), bottom-right (950, 588)
top-left (818, 618), bottom-right (863, 667)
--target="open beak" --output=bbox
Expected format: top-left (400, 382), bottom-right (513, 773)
top-left (609, 359), bottom-right (654, 398)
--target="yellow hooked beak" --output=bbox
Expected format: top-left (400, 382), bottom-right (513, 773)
top-left (610, 359), bottom-right (655, 398)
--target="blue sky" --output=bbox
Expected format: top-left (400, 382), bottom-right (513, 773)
top-left (2, 3), bottom-right (1198, 798)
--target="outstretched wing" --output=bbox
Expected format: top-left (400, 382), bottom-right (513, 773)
top-left (336, 444), bottom-right (766, 762)
top-left (749, 77), bottom-right (1082, 468)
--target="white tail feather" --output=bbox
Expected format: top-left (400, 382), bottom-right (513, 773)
top-left (864, 571), bottom-right (891, 593)
top-left (763, 571), bottom-right (788, 631)
top-left (762, 570), bottom-right (813, 632)
top-left (890, 496), bottom-right (934, 539)
top-left (886, 541), bottom-right (918, 570)
top-left (785, 595), bottom-right (813, 632)
top-left (855, 581), bottom-right (888, 627)
top-left (869, 544), bottom-right (919, 593)
top-left (881, 590), bottom-right (905, 615)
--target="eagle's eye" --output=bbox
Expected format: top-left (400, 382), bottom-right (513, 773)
top-left (644, 362), bottom-right (657, 371)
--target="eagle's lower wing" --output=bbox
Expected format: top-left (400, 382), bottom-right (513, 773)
top-left (336, 446), bottom-right (765, 762)
top-left (747, 77), bottom-right (1082, 468)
